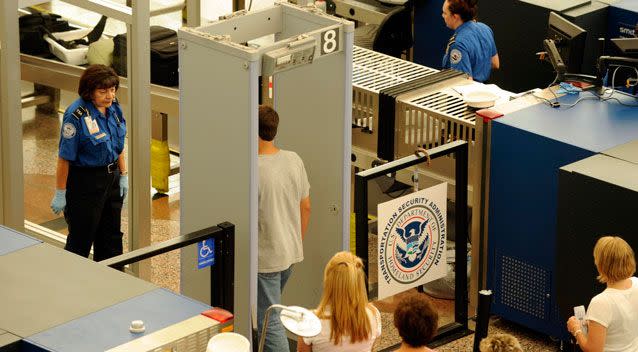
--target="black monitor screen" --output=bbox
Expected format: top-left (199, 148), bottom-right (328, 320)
top-left (547, 11), bottom-right (587, 73)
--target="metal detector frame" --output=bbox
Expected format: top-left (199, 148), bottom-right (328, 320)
top-left (354, 140), bottom-right (471, 347)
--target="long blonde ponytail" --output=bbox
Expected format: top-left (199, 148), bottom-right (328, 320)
top-left (316, 251), bottom-right (371, 345)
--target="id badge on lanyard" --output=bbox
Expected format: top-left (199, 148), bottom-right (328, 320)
top-left (84, 115), bottom-right (100, 135)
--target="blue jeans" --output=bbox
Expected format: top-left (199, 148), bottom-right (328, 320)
top-left (257, 266), bottom-right (293, 352)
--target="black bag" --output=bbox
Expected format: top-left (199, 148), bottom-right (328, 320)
top-left (150, 27), bottom-right (179, 87)
top-left (19, 12), bottom-right (73, 55)
top-left (112, 26), bottom-right (179, 87)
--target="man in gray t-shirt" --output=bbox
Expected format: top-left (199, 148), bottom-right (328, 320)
top-left (257, 105), bottom-right (311, 352)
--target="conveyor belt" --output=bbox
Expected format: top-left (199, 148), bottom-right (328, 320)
top-left (378, 69), bottom-right (466, 160)
top-left (351, 46), bottom-right (439, 155)
top-left (20, 54), bottom-right (179, 116)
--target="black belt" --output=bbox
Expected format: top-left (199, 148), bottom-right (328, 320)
top-left (71, 161), bottom-right (119, 174)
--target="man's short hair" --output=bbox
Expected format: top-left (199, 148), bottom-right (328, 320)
top-left (78, 64), bottom-right (119, 101)
top-left (393, 293), bottom-right (438, 347)
top-left (259, 105), bottom-right (279, 141)
top-left (446, 0), bottom-right (478, 22)
top-left (479, 334), bottom-right (523, 352)
top-left (594, 236), bottom-right (636, 284)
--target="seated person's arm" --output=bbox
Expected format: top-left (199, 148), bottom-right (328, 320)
top-left (567, 316), bottom-right (606, 352)
top-left (491, 53), bottom-right (500, 70)
top-left (577, 320), bottom-right (606, 352)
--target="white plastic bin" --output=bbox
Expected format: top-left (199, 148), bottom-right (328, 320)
top-left (44, 28), bottom-right (95, 65)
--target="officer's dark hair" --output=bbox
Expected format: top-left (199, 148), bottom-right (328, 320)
top-left (78, 64), bottom-right (120, 101)
top-left (446, 0), bottom-right (478, 22)
top-left (394, 293), bottom-right (439, 348)
top-left (258, 105), bottom-right (279, 141)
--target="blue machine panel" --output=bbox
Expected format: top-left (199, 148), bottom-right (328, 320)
top-left (496, 93), bottom-right (638, 153)
top-left (0, 225), bottom-right (40, 256)
top-left (488, 121), bottom-right (592, 338)
top-left (608, 0), bottom-right (638, 39)
top-left (23, 289), bottom-right (211, 352)
top-left (487, 92), bottom-right (638, 339)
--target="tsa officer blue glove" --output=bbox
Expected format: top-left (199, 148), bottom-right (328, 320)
top-left (51, 189), bottom-right (66, 214)
top-left (120, 174), bottom-right (128, 200)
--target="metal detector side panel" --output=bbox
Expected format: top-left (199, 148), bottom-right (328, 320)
top-left (178, 34), bottom-right (258, 339)
top-left (275, 30), bottom-right (353, 308)
top-left (280, 6), bottom-right (347, 39)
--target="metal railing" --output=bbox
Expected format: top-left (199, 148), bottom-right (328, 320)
top-left (355, 140), bottom-right (471, 348)
top-left (100, 222), bottom-right (235, 312)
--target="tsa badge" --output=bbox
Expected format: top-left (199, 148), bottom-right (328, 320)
top-left (62, 123), bottom-right (76, 139)
top-left (450, 49), bottom-right (462, 65)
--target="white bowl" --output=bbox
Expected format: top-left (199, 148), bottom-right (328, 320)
top-left (463, 90), bottom-right (499, 108)
top-left (206, 332), bottom-right (250, 352)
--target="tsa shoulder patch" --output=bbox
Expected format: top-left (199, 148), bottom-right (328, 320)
top-left (62, 123), bottom-right (77, 139)
top-left (450, 48), bottom-right (462, 65)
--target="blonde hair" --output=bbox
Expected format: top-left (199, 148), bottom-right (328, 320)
top-left (479, 334), bottom-right (523, 352)
top-left (594, 236), bottom-right (636, 284)
top-left (316, 251), bottom-right (371, 345)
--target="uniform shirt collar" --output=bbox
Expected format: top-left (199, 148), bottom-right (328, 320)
top-left (83, 99), bottom-right (113, 120)
top-left (455, 20), bottom-right (473, 34)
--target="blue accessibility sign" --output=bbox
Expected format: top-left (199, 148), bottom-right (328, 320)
top-left (197, 239), bottom-right (215, 269)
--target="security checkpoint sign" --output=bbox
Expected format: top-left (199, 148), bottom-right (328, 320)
top-left (378, 183), bottom-right (447, 300)
top-left (197, 239), bottom-right (215, 269)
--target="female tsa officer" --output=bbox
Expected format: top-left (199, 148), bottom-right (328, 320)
top-left (442, 0), bottom-right (499, 82)
top-left (50, 64), bottom-right (128, 261)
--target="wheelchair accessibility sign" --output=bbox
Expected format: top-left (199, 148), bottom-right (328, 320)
top-left (197, 239), bottom-right (215, 269)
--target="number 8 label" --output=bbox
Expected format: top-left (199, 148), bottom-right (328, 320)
top-left (321, 28), bottom-right (340, 55)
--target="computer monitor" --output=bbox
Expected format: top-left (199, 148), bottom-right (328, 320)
top-left (547, 11), bottom-right (587, 73)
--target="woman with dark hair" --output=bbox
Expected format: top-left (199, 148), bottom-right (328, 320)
top-left (394, 293), bottom-right (439, 352)
top-left (50, 64), bottom-right (128, 261)
top-left (441, 0), bottom-right (499, 82)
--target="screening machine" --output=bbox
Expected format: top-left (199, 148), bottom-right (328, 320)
top-left (351, 46), bottom-right (478, 194)
top-left (0, 225), bottom-right (232, 352)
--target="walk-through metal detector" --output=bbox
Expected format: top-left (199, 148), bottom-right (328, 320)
top-left (178, 3), bottom-right (353, 339)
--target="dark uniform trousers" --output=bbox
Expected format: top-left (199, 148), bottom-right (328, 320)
top-left (64, 164), bottom-right (123, 261)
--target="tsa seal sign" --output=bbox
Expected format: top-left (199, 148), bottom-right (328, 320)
top-left (377, 183), bottom-right (447, 299)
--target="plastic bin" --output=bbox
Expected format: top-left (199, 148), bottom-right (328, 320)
top-left (44, 28), bottom-right (95, 65)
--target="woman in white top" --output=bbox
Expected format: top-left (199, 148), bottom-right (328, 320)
top-left (298, 251), bottom-right (381, 352)
top-left (566, 236), bottom-right (638, 352)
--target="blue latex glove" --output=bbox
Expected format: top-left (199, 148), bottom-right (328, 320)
top-left (120, 175), bottom-right (128, 199)
top-left (50, 189), bottom-right (66, 215)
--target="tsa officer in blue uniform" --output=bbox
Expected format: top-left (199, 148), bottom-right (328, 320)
top-left (441, 0), bottom-right (499, 82)
top-left (50, 65), bottom-right (128, 261)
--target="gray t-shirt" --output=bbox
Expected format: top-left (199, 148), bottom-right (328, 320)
top-left (258, 150), bottom-right (310, 273)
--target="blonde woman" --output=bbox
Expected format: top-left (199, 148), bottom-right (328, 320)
top-left (566, 236), bottom-right (638, 352)
top-left (298, 251), bottom-right (381, 352)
